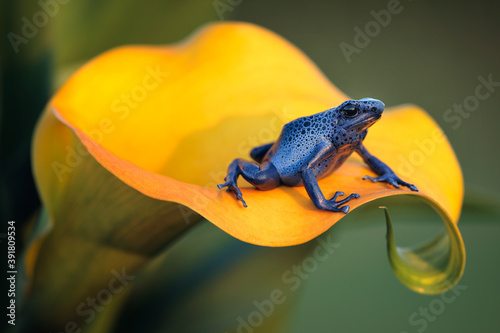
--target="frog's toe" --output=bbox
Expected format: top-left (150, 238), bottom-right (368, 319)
top-left (231, 188), bottom-right (246, 205)
top-left (332, 192), bottom-right (359, 206)
top-left (217, 181), bottom-right (248, 207)
top-left (331, 191), bottom-right (344, 201)
top-left (363, 175), bottom-right (378, 182)
top-left (398, 180), bottom-right (418, 192)
top-left (217, 181), bottom-right (229, 189)
top-left (363, 173), bottom-right (419, 192)
top-left (323, 192), bottom-right (359, 213)
top-left (237, 196), bottom-right (248, 208)
top-left (363, 176), bottom-right (387, 183)
top-left (389, 180), bottom-right (400, 189)
top-left (322, 202), bottom-right (350, 213)
top-left (408, 184), bottom-right (419, 192)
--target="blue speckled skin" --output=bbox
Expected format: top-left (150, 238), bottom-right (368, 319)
top-left (218, 98), bottom-right (418, 213)
top-left (266, 102), bottom-right (370, 186)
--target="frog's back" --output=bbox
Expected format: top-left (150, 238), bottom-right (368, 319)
top-left (266, 110), bottom-right (347, 186)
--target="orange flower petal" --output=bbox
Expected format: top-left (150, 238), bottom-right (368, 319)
top-left (52, 104), bottom-right (461, 245)
top-left (40, 22), bottom-right (462, 246)
top-left (31, 22), bottom-right (465, 301)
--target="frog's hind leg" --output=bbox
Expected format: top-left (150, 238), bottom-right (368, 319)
top-left (250, 142), bottom-right (274, 163)
top-left (217, 159), bottom-right (281, 207)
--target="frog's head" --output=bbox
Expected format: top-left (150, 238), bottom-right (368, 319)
top-left (336, 98), bottom-right (384, 133)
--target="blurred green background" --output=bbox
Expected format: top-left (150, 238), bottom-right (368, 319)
top-left (1, 0), bottom-right (499, 332)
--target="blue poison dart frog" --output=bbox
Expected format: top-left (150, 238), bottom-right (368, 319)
top-left (218, 98), bottom-right (418, 213)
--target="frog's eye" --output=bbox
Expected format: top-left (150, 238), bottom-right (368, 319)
top-left (341, 104), bottom-right (358, 117)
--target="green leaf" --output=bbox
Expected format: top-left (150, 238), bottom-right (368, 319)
top-left (51, 0), bottom-right (220, 65)
top-left (20, 141), bottom-right (199, 331)
top-left (110, 221), bottom-right (325, 333)
top-left (382, 206), bottom-right (465, 294)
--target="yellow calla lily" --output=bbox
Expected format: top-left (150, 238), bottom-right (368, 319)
top-left (29, 21), bottom-right (464, 324)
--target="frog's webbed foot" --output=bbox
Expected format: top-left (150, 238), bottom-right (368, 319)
top-left (322, 191), bottom-right (360, 213)
top-left (301, 164), bottom-right (359, 213)
top-left (218, 159), bottom-right (281, 208)
top-left (363, 173), bottom-right (419, 192)
top-left (356, 145), bottom-right (419, 192)
top-left (218, 179), bottom-right (247, 208)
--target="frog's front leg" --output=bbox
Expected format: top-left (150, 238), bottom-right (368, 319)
top-left (299, 141), bottom-right (360, 213)
top-left (356, 145), bottom-right (418, 191)
top-left (217, 159), bottom-right (281, 207)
